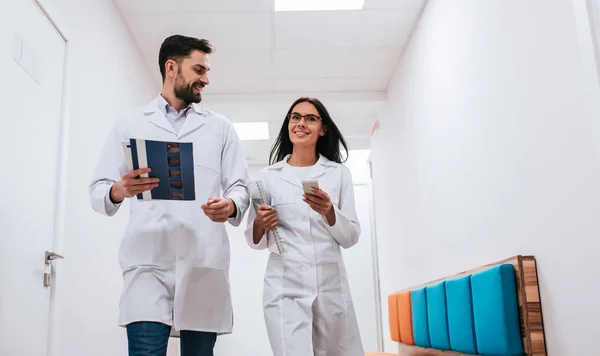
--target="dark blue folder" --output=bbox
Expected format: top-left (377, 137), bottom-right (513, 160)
top-left (127, 138), bottom-right (195, 201)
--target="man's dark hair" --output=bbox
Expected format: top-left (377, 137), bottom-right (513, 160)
top-left (158, 35), bottom-right (214, 82)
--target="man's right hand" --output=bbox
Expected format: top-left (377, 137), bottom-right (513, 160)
top-left (110, 168), bottom-right (159, 203)
top-left (255, 204), bottom-right (278, 230)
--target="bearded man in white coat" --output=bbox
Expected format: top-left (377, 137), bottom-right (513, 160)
top-left (89, 34), bottom-right (250, 356)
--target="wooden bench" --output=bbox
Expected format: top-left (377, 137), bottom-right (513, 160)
top-left (366, 255), bottom-right (547, 356)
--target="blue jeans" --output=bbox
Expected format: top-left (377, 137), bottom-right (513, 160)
top-left (126, 322), bottom-right (217, 356)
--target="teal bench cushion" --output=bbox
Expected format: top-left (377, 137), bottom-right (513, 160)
top-left (410, 287), bottom-right (431, 348)
top-left (471, 264), bottom-right (524, 356)
top-left (426, 282), bottom-right (451, 350)
top-left (446, 275), bottom-right (478, 354)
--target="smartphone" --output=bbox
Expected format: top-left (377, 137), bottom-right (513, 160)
top-left (301, 179), bottom-right (320, 196)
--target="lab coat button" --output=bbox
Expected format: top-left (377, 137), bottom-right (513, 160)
top-left (310, 264), bottom-right (315, 268)
top-left (178, 256), bottom-right (184, 260)
top-left (303, 216), bottom-right (308, 222)
top-left (179, 224), bottom-right (185, 229)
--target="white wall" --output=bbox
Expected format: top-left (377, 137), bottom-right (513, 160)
top-left (370, 0), bottom-right (600, 354)
top-left (52, 0), bottom-right (157, 355)
top-left (572, 0), bottom-right (600, 153)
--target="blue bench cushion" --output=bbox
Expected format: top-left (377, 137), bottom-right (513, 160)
top-left (446, 275), bottom-right (478, 354)
top-left (410, 287), bottom-right (431, 348)
top-left (426, 282), bottom-right (451, 350)
top-left (471, 264), bottom-right (524, 356)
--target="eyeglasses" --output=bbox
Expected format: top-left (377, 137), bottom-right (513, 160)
top-left (288, 113), bottom-right (322, 125)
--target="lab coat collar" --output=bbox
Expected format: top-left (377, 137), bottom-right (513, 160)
top-left (268, 154), bottom-right (338, 188)
top-left (178, 107), bottom-right (208, 139)
top-left (145, 95), bottom-right (206, 115)
top-left (142, 97), bottom-right (208, 138)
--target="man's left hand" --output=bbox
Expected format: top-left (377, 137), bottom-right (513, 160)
top-left (202, 198), bottom-right (236, 223)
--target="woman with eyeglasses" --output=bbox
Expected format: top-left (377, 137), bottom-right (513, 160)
top-left (244, 97), bottom-right (364, 356)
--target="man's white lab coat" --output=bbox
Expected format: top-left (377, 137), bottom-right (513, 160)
top-left (89, 97), bottom-right (249, 334)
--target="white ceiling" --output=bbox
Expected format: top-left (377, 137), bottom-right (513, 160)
top-left (114, 0), bottom-right (425, 166)
top-left (114, 0), bottom-right (425, 94)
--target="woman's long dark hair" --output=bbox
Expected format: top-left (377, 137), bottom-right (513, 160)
top-left (269, 97), bottom-right (349, 165)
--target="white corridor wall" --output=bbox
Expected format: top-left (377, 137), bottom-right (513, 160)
top-left (370, 0), bottom-right (600, 354)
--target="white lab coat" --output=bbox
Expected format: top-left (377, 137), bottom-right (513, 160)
top-left (244, 154), bottom-right (365, 356)
top-left (89, 97), bottom-right (250, 335)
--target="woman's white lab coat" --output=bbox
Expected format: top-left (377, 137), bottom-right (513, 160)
top-left (244, 154), bottom-right (365, 356)
top-left (89, 97), bottom-right (249, 334)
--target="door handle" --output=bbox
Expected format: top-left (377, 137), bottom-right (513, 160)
top-left (45, 251), bottom-right (63, 265)
top-left (44, 251), bottom-right (64, 287)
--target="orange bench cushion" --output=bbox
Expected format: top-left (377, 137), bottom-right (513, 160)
top-left (388, 294), bottom-right (400, 342)
top-left (397, 291), bottom-right (415, 345)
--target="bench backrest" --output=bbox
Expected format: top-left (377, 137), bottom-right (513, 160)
top-left (387, 255), bottom-right (547, 356)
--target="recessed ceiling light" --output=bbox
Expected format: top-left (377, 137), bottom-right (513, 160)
top-left (232, 122), bottom-right (270, 141)
top-left (274, 0), bottom-right (365, 12)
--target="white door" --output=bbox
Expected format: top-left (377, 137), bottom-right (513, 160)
top-left (0, 0), bottom-right (66, 355)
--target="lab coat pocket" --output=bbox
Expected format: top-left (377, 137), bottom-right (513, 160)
top-left (203, 230), bottom-right (230, 271)
top-left (282, 261), bottom-right (313, 298)
top-left (178, 266), bottom-right (232, 331)
top-left (314, 263), bottom-right (348, 355)
top-left (193, 138), bottom-right (221, 174)
top-left (319, 263), bottom-right (344, 304)
top-left (119, 214), bottom-right (157, 269)
top-left (317, 263), bottom-right (346, 346)
top-left (263, 257), bottom-right (284, 307)
top-left (193, 139), bottom-right (221, 199)
top-left (271, 190), bottom-right (296, 221)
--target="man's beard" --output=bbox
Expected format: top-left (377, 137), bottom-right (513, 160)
top-left (174, 74), bottom-right (202, 106)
